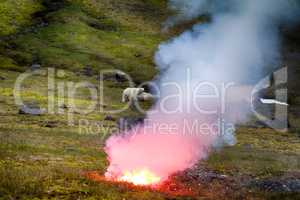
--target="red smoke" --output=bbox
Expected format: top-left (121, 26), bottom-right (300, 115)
top-left (105, 114), bottom-right (217, 186)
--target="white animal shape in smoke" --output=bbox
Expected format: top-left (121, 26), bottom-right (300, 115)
top-left (122, 88), bottom-right (144, 103)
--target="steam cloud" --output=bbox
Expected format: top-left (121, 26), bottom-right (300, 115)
top-left (105, 0), bottom-right (300, 183)
top-left (164, 0), bottom-right (211, 28)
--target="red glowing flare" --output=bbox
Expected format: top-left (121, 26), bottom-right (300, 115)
top-left (118, 169), bottom-right (161, 186)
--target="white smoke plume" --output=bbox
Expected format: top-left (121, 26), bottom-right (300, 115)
top-left (164, 0), bottom-right (211, 28)
top-left (105, 0), bottom-right (300, 185)
top-left (165, 0), bottom-right (300, 28)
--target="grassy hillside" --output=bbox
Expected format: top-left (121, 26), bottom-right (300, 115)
top-left (0, 1), bottom-right (171, 199)
top-left (0, 0), bottom-right (42, 36)
top-left (0, 0), bottom-right (170, 82)
top-left (0, 0), bottom-right (299, 200)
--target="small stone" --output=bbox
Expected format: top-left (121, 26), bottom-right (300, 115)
top-left (104, 115), bottom-right (115, 121)
top-left (115, 71), bottom-right (127, 82)
top-left (44, 121), bottom-right (58, 128)
top-left (82, 66), bottom-right (94, 77)
top-left (96, 71), bottom-right (127, 82)
top-left (30, 64), bottom-right (41, 71)
top-left (18, 103), bottom-right (46, 115)
top-left (98, 103), bottom-right (108, 108)
top-left (134, 53), bottom-right (142, 58)
top-left (243, 144), bottom-right (252, 150)
top-left (96, 73), bottom-right (115, 81)
top-left (59, 103), bottom-right (69, 109)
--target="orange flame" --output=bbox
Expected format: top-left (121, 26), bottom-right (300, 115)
top-left (119, 169), bottom-right (161, 186)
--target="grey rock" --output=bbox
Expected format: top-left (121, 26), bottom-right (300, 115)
top-left (98, 103), bottom-right (108, 108)
top-left (104, 115), bottom-right (116, 121)
top-left (82, 66), bottom-right (94, 77)
top-left (134, 53), bottom-right (142, 58)
top-left (18, 103), bottom-right (46, 115)
top-left (250, 178), bottom-right (300, 193)
top-left (287, 179), bottom-right (300, 192)
top-left (44, 121), bottom-right (58, 128)
top-left (96, 71), bottom-right (127, 82)
top-left (243, 144), bottom-right (252, 151)
top-left (115, 71), bottom-right (127, 82)
top-left (30, 64), bottom-right (41, 71)
top-left (59, 103), bottom-right (69, 109)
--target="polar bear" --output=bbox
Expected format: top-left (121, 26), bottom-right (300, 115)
top-left (122, 88), bottom-right (144, 103)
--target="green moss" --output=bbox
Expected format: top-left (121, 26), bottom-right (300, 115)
top-left (207, 128), bottom-right (300, 178)
top-left (0, 0), bottom-right (42, 36)
top-left (0, 56), bottom-right (20, 71)
top-left (0, 1), bottom-right (299, 199)
top-left (2, 1), bottom-right (166, 81)
top-left (68, 0), bottom-right (168, 33)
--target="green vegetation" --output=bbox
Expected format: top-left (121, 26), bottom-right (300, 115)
top-left (0, 68), bottom-right (299, 199)
top-left (0, 1), bottom-right (172, 198)
top-left (208, 128), bottom-right (300, 177)
top-left (0, 0), bottom-right (42, 36)
top-left (0, 0), bottom-right (170, 82)
top-left (0, 0), bottom-right (299, 199)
